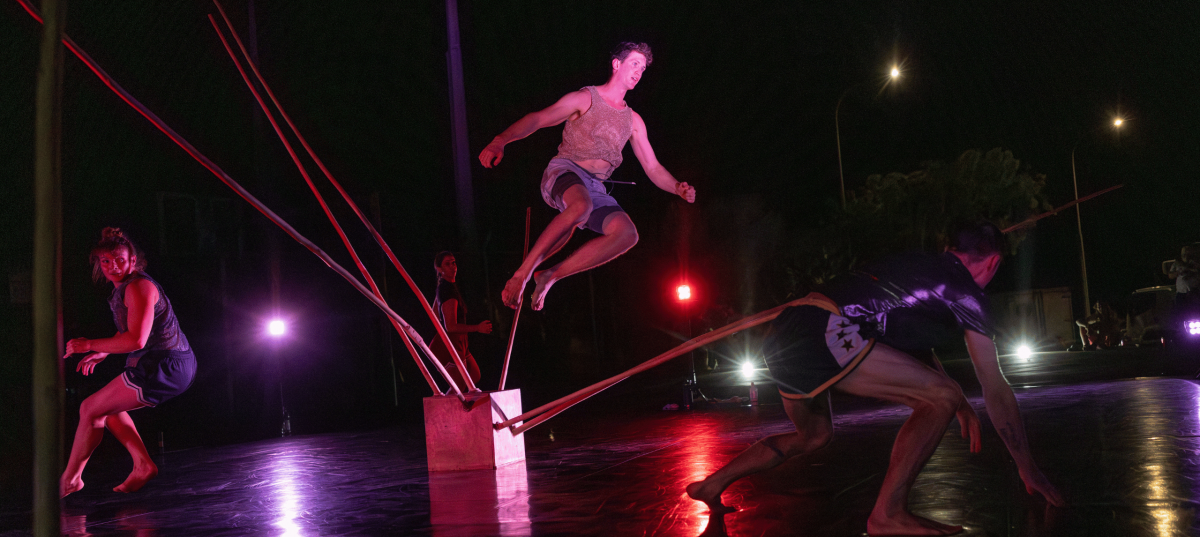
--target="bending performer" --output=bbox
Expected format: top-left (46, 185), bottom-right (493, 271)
top-left (686, 221), bottom-right (1064, 536)
top-left (61, 228), bottom-right (197, 497)
top-left (429, 251), bottom-right (492, 389)
top-left (479, 42), bottom-right (696, 310)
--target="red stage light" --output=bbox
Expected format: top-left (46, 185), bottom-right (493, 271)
top-left (676, 284), bottom-right (692, 302)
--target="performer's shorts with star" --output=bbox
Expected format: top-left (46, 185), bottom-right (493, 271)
top-left (761, 293), bottom-right (875, 399)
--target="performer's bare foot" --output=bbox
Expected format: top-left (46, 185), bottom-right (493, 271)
top-left (60, 476), bottom-right (84, 498)
top-left (501, 275), bottom-right (527, 309)
top-left (113, 461), bottom-right (158, 494)
top-left (685, 481), bottom-right (738, 514)
top-left (866, 511), bottom-right (962, 536)
top-left (529, 270), bottom-right (557, 311)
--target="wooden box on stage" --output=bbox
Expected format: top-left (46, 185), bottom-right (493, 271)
top-left (424, 389), bottom-right (525, 471)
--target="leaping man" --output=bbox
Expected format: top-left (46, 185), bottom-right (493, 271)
top-left (479, 42), bottom-right (696, 311)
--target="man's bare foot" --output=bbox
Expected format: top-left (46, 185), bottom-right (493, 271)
top-left (113, 461), bottom-right (158, 493)
top-left (529, 271), bottom-right (557, 311)
top-left (60, 476), bottom-right (84, 498)
top-left (501, 276), bottom-right (528, 309)
top-left (866, 511), bottom-right (962, 536)
top-left (686, 481), bottom-right (737, 514)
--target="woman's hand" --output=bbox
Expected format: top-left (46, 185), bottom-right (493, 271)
top-left (76, 352), bottom-right (110, 376)
top-left (476, 321), bottom-right (493, 335)
top-left (63, 337), bottom-right (92, 358)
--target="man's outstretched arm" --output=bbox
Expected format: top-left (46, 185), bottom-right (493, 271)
top-left (965, 329), bottom-right (1065, 506)
top-left (629, 112), bottom-right (695, 203)
top-left (478, 90), bottom-right (591, 168)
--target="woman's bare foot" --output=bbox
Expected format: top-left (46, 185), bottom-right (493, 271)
top-left (686, 481), bottom-right (737, 514)
top-left (113, 461), bottom-right (158, 493)
top-left (60, 476), bottom-right (84, 498)
top-left (866, 511), bottom-right (962, 536)
top-left (501, 276), bottom-right (528, 309)
top-left (530, 271), bottom-right (557, 311)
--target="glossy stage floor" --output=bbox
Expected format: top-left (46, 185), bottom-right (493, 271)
top-left (5, 350), bottom-right (1200, 536)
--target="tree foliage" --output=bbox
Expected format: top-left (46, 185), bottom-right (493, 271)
top-left (789, 148), bottom-right (1052, 294)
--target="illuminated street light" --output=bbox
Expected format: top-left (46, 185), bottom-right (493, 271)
top-left (836, 64), bottom-right (903, 209)
top-left (1071, 117), bottom-right (1125, 314)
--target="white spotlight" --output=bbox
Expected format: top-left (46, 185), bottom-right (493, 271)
top-left (1016, 344), bottom-right (1032, 360)
top-left (740, 361), bottom-right (755, 379)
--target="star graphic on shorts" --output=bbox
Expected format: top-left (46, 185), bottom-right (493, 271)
top-left (837, 321), bottom-right (851, 329)
top-left (842, 339), bottom-right (856, 351)
top-left (836, 330), bottom-right (849, 339)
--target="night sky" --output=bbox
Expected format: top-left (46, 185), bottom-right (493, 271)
top-left (2, 1), bottom-right (1198, 453)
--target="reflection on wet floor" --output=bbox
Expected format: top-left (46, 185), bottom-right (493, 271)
top-left (4, 376), bottom-right (1200, 536)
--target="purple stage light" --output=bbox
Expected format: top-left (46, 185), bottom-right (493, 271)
top-left (268, 319), bottom-right (287, 337)
top-left (1186, 320), bottom-right (1200, 336)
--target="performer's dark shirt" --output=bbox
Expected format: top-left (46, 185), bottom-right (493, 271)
top-left (821, 252), bottom-right (993, 350)
top-left (109, 272), bottom-right (191, 358)
top-left (433, 279), bottom-right (465, 329)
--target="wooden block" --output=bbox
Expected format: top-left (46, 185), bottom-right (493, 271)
top-left (424, 389), bottom-right (525, 471)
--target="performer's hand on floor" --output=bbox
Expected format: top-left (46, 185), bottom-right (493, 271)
top-left (76, 352), bottom-right (109, 376)
top-left (675, 181), bottom-right (696, 203)
top-left (1020, 467), bottom-right (1066, 507)
top-left (479, 142), bottom-right (505, 168)
top-left (956, 399), bottom-right (982, 453)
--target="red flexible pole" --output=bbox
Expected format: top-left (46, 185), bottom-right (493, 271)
top-left (498, 296), bottom-right (812, 434)
top-left (1001, 184), bottom-right (1123, 234)
top-left (206, 16), bottom-right (457, 398)
top-left (498, 207), bottom-right (531, 391)
top-left (209, 0), bottom-right (479, 393)
top-left (11, 0), bottom-right (451, 397)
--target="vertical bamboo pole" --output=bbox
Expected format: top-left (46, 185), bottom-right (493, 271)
top-left (499, 208), bottom-right (531, 390)
top-left (32, 0), bottom-right (65, 533)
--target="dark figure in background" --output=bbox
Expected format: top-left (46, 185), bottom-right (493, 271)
top-left (479, 42), bottom-right (696, 311)
top-left (61, 228), bottom-right (197, 498)
top-left (1076, 301), bottom-right (1123, 349)
top-left (686, 221), bottom-right (1063, 536)
top-left (429, 251), bottom-right (492, 391)
top-left (1165, 243), bottom-right (1200, 308)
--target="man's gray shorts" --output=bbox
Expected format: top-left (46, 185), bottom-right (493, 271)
top-left (540, 158), bottom-right (625, 233)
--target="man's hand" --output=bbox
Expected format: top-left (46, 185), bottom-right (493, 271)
top-left (956, 398), bottom-right (982, 453)
top-left (76, 352), bottom-right (110, 376)
top-left (476, 320), bottom-right (493, 335)
top-left (479, 140), bottom-right (505, 168)
top-left (676, 182), bottom-right (696, 203)
top-left (1019, 467), bottom-right (1065, 507)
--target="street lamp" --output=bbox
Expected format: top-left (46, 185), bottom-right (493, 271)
top-left (836, 65), bottom-right (902, 208)
top-left (1070, 116), bottom-right (1125, 317)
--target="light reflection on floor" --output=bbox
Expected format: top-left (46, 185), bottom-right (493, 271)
top-left (268, 452), bottom-right (304, 537)
top-left (6, 376), bottom-right (1200, 536)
